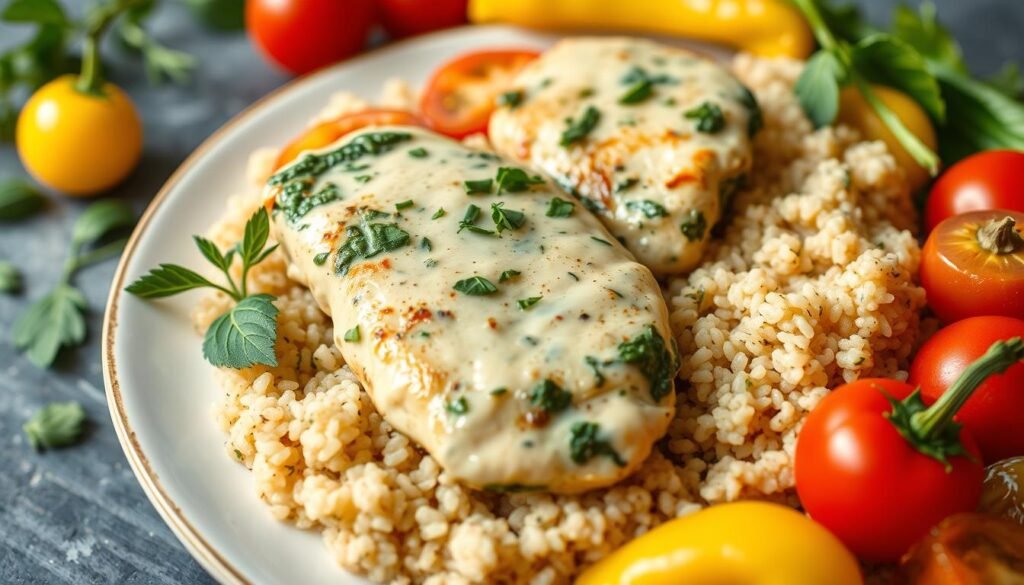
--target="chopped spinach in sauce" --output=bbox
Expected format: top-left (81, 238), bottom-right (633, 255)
top-left (684, 101), bottom-right (725, 134)
top-left (517, 296), bottom-right (542, 310)
top-left (453, 276), bottom-right (498, 296)
top-left (679, 209), bottom-right (707, 242)
top-left (546, 197), bottom-right (575, 218)
top-left (530, 379), bottom-right (572, 414)
top-left (496, 167), bottom-right (544, 193)
top-left (333, 211), bottom-right (411, 275)
top-left (499, 269), bottom-right (521, 282)
top-left (446, 396), bottom-right (469, 416)
top-left (625, 199), bottom-right (668, 219)
top-left (617, 325), bottom-right (679, 402)
top-left (491, 202), bottom-right (527, 233)
top-left (569, 421), bottom-right (625, 466)
top-left (560, 106), bottom-right (601, 146)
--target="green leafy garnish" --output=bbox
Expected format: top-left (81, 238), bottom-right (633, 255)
top-left (615, 177), bottom-right (639, 193)
top-left (458, 204), bottom-right (494, 236)
top-left (23, 401), bottom-right (86, 450)
top-left (343, 326), bottom-right (360, 342)
top-left (499, 269), bottom-right (521, 282)
top-left (560, 105), bottom-right (601, 146)
top-left (497, 90), bottom-right (524, 108)
top-left (517, 296), bottom-right (542, 310)
top-left (495, 167), bottom-right (544, 193)
top-left (569, 421), bottom-right (625, 466)
top-left (14, 200), bottom-right (135, 368)
top-left (546, 197), bottom-right (575, 218)
top-left (684, 102), bottom-right (725, 133)
top-left (584, 356), bottom-right (606, 387)
top-left (464, 178), bottom-right (493, 194)
top-left (0, 260), bottom-right (20, 293)
top-left (313, 252), bottom-right (329, 266)
top-left (421, 237), bottom-right (432, 251)
top-left (408, 147), bottom-right (429, 158)
top-left (619, 80), bottom-right (653, 105)
top-left (617, 325), bottom-right (679, 402)
top-left (625, 199), bottom-right (668, 219)
top-left (491, 202), bottom-right (526, 233)
top-left (126, 208), bottom-right (281, 369)
top-left (679, 209), bottom-right (707, 242)
top-left (529, 379), bottom-right (572, 414)
top-left (453, 276), bottom-right (498, 296)
top-left (794, 50), bottom-right (845, 128)
top-left (432, 208), bottom-right (445, 219)
top-left (0, 178), bottom-right (45, 220)
top-left (737, 85), bottom-right (764, 137)
top-left (334, 212), bottom-right (411, 275)
top-left (395, 199), bottom-right (414, 211)
top-left (446, 396), bottom-right (469, 416)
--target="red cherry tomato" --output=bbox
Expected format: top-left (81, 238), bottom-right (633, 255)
top-left (925, 150), bottom-right (1024, 232)
top-left (795, 378), bottom-right (984, 562)
top-left (378, 0), bottom-right (468, 38)
top-left (275, 109), bottom-right (426, 169)
top-left (920, 209), bottom-right (1024, 323)
top-left (246, 0), bottom-right (375, 75)
top-left (419, 49), bottom-right (539, 139)
top-left (910, 316), bottom-right (1024, 463)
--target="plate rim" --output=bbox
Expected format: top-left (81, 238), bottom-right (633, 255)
top-left (100, 25), bottom-right (502, 585)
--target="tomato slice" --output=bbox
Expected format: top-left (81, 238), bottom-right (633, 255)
top-left (275, 109), bottom-right (426, 169)
top-left (419, 49), bottom-right (539, 139)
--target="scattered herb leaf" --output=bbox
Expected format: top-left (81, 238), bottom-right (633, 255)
top-left (343, 326), bottom-right (360, 342)
top-left (560, 105), bottom-right (601, 146)
top-left (517, 296), bottom-right (542, 310)
top-left (530, 380), bottom-right (572, 414)
top-left (684, 101), bottom-right (725, 133)
top-left (23, 401), bottom-right (86, 450)
top-left (453, 276), bottom-right (498, 296)
top-left (546, 197), bottom-right (575, 218)
top-left (569, 421), bottom-right (625, 466)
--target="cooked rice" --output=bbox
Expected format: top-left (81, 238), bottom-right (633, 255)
top-left (193, 54), bottom-right (925, 584)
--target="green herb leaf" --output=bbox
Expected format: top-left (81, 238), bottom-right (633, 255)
top-left (618, 325), bottom-right (679, 402)
top-left (118, 16), bottom-right (196, 85)
top-left (408, 147), bottom-right (429, 158)
top-left (0, 260), bottom-right (21, 293)
top-left (457, 204), bottom-right (494, 236)
top-left (194, 236), bottom-right (234, 274)
top-left (313, 252), bottom-right (329, 265)
top-left (497, 90), bottom-right (524, 108)
top-left (794, 50), bottom-right (846, 128)
top-left (125, 263), bottom-right (218, 298)
top-left (446, 396), bottom-right (469, 416)
top-left (421, 237), bottom-right (432, 251)
top-left (491, 202), bottom-right (526, 233)
top-left (23, 402), bottom-right (86, 450)
top-left (432, 207), bottom-right (445, 219)
top-left (679, 209), bottom-right (707, 242)
top-left (619, 80), bottom-right (653, 104)
top-left (546, 197), bottom-right (575, 218)
top-left (569, 421), bottom-right (625, 466)
top-left (202, 294), bottom-right (279, 368)
top-left (183, 0), bottom-right (245, 31)
top-left (530, 379), bottom-right (572, 413)
top-left (453, 276), bottom-right (498, 296)
top-left (930, 63), bottom-right (1024, 163)
top-left (560, 106), bottom-right (601, 146)
top-left (71, 201), bottom-right (135, 250)
top-left (395, 199), bottom-right (414, 211)
top-left (614, 177), bottom-right (639, 193)
top-left (852, 34), bottom-right (945, 121)
top-left (0, 179), bottom-right (45, 220)
top-left (495, 167), bottom-right (544, 193)
top-left (2, 0), bottom-right (68, 26)
top-left (986, 63), bottom-right (1024, 100)
top-left (464, 178), bottom-right (493, 194)
top-left (891, 2), bottom-right (965, 72)
top-left (517, 296), bottom-right (542, 310)
top-left (499, 269), bottom-right (521, 282)
top-left (737, 85), bottom-right (764, 137)
top-left (625, 199), bottom-right (667, 219)
top-left (343, 326), bottom-right (360, 342)
top-left (239, 207), bottom-right (272, 268)
top-left (684, 101), bottom-right (725, 133)
top-left (334, 214), bottom-right (411, 275)
top-left (12, 284), bottom-right (86, 368)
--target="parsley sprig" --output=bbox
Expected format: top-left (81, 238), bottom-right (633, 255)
top-left (126, 208), bottom-right (281, 369)
top-left (23, 401), bottom-right (87, 450)
top-left (13, 200), bottom-right (135, 367)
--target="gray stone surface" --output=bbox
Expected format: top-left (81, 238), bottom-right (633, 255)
top-left (0, 1), bottom-right (1021, 583)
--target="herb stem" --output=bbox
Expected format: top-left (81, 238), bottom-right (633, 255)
top-left (791, 0), bottom-right (839, 51)
top-left (68, 237), bottom-right (129, 274)
top-left (76, 0), bottom-right (146, 95)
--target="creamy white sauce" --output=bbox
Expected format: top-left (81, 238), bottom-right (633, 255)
top-left (489, 37), bottom-right (756, 275)
top-left (266, 127), bottom-right (677, 493)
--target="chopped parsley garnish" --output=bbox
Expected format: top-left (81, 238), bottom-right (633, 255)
top-left (446, 396), bottom-right (469, 416)
top-left (432, 207), bottom-right (446, 219)
top-left (491, 202), bottom-right (526, 233)
top-left (529, 379), bottom-right (572, 414)
top-left (458, 204), bottom-right (495, 236)
top-left (343, 326), bottom-right (361, 342)
top-left (679, 209), bottom-right (707, 242)
top-left (495, 167), bottom-right (544, 193)
top-left (617, 325), bottom-right (679, 402)
top-left (569, 421), bottom-right (625, 466)
top-left (684, 102), bottom-right (725, 134)
top-left (619, 80), bottom-right (653, 104)
top-left (354, 175), bottom-right (373, 183)
top-left (464, 178), bottom-right (494, 194)
top-left (334, 211), bottom-right (411, 275)
top-left (363, 209), bottom-right (390, 220)
top-left (490, 387), bottom-right (508, 396)
top-left (546, 197), bottom-right (575, 218)
top-left (312, 252), bottom-right (329, 265)
top-left (625, 199), bottom-right (668, 219)
top-left (737, 85), bottom-right (763, 137)
top-left (274, 181), bottom-right (341, 224)
top-left (499, 269), bottom-right (521, 282)
top-left (408, 147), bottom-right (429, 158)
top-left (584, 356), bottom-right (605, 387)
top-left (395, 199), bottom-right (414, 211)
top-left (517, 296), bottom-right (542, 310)
top-left (421, 237), bottom-right (432, 251)
top-left (453, 276), bottom-right (498, 296)
top-left (621, 65), bottom-right (676, 86)
top-left (615, 177), bottom-right (639, 193)
top-left (590, 236), bottom-right (613, 246)
top-left (560, 105), bottom-right (601, 146)
top-left (497, 90), bottom-right (524, 108)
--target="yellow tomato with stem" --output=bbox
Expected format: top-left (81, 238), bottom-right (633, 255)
top-left (17, 74), bottom-right (143, 196)
top-left (838, 84), bottom-right (938, 192)
top-left (576, 501), bottom-right (863, 585)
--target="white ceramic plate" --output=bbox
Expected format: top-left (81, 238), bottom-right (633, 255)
top-left (103, 25), bottom-right (730, 585)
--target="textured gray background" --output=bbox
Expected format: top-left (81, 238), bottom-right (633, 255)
top-left (0, 1), bottom-right (1021, 583)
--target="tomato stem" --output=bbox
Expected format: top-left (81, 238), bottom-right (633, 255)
top-left (912, 337), bottom-right (1024, 441)
top-left (976, 216), bottom-right (1024, 254)
top-left (76, 0), bottom-right (146, 96)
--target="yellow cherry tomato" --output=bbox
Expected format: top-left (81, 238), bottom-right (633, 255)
top-left (17, 74), bottom-right (143, 197)
top-left (837, 84), bottom-right (938, 192)
top-left (577, 501), bottom-right (863, 585)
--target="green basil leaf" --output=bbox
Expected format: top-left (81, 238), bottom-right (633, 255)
top-left (560, 106), bottom-right (601, 146)
top-left (71, 201), bottom-right (135, 249)
top-left (853, 34), bottom-right (945, 122)
top-left (891, 3), bottom-right (965, 73)
top-left (517, 296), bottom-right (542, 310)
top-left (0, 260), bottom-right (21, 293)
top-left (569, 421), bottom-right (625, 467)
top-left (546, 197), bottom-right (575, 218)
top-left (490, 202), bottom-right (526, 233)
top-left (499, 269), bottom-right (520, 282)
top-left (202, 294), bottom-right (279, 368)
top-left (12, 283), bottom-right (86, 368)
top-left (453, 276), bottom-right (498, 296)
top-left (0, 178), bottom-right (44, 220)
top-left (617, 324), bottom-right (679, 402)
top-left (194, 236), bottom-right (234, 273)
top-left (795, 50), bottom-right (846, 128)
top-left (125, 263), bottom-right (218, 298)
top-left (23, 401), bottom-right (86, 450)
top-left (931, 63), bottom-right (1024, 163)
top-left (2, 0), bottom-right (69, 26)
top-left (495, 167), bottom-right (544, 193)
top-left (684, 102), bottom-right (725, 133)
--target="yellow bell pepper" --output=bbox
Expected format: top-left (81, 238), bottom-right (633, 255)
top-left (468, 0), bottom-right (814, 59)
top-left (576, 501), bottom-right (863, 585)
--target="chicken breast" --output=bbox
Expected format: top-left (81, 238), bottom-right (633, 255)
top-left (265, 127), bottom-right (678, 493)
top-left (489, 37), bottom-right (759, 275)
